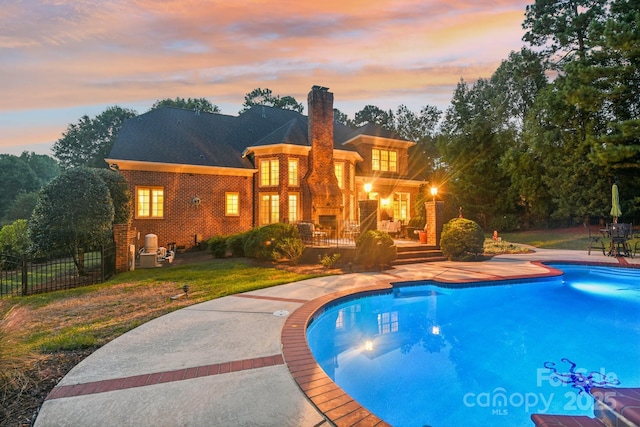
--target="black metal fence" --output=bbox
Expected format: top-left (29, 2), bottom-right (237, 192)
top-left (0, 243), bottom-right (116, 298)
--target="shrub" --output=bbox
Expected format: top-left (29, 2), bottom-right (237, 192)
top-left (0, 219), bottom-right (30, 256)
top-left (320, 253), bottom-right (341, 269)
top-left (276, 237), bottom-right (305, 265)
top-left (208, 235), bottom-right (228, 258)
top-left (407, 215), bottom-right (425, 229)
top-left (440, 218), bottom-right (485, 261)
top-left (355, 230), bottom-right (397, 269)
top-left (226, 232), bottom-right (246, 257)
top-left (243, 223), bottom-right (300, 261)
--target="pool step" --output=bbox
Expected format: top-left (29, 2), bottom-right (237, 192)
top-left (531, 414), bottom-right (606, 427)
top-left (531, 388), bottom-right (640, 427)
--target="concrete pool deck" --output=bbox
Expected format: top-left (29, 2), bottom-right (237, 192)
top-left (34, 249), bottom-right (640, 427)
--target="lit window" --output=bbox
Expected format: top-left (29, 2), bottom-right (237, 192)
top-left (393, 193), bottom-right (409, 221)
top-left (226, 192), bottom-right (239, 216)
top-left (334, 162), bottom-right (344, 189)
top-left (288, 193), bottom-right (298, 222)
top-left (260, 159), bottom-right (279, 186)
top-left (136, 187), bottom-right (164, 218)
top-left (259, 193), bottom-right (279, 225)
top-left (372, 149), bottom-right (397, 172)
top-left (288, 159), bottom-right (298, 186)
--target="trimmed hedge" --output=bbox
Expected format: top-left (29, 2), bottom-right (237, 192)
top-left (440, 218), bottom-right (485, 261)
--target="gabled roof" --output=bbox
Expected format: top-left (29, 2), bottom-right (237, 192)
top-left (250, 118), bottom-right (308, 148)
top-left (108, 105), bottom-right (410, 169)
top-left (347, 122), bottom-right (402, 140)
top-left (109, 107), bottom-right (252, 169)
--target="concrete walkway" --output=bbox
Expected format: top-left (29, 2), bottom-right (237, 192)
top-left (34, 250), bottom-right (639, 427)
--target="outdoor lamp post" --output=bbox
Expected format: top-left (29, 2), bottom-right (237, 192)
top-left (364, 183), bottom-right (372, 199)
top-left (430, 186), bottom-right (438, 202)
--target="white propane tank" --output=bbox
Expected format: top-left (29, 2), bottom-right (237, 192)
top-left (144, 234), bottom-right (158, 254)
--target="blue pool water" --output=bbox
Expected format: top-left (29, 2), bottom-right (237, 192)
top-left (306, 264), bottom-right (640, 427)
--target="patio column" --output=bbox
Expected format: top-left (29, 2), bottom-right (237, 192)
top-left (425, 201), bottom-right (445, 247)
top-left (359, 200), bottom-right (378, 235)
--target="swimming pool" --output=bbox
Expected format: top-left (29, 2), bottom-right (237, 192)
top-left (306, 264), bottom-right (640, 427)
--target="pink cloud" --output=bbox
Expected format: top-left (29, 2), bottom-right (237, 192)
top-left (0, 0), bottom-right (531, 153)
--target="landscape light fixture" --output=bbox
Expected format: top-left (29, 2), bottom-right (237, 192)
top-left (364, 183), bottom-right (372, 198)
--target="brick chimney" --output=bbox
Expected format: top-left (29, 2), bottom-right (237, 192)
top-left (306, 86), bottom-right (342, 227)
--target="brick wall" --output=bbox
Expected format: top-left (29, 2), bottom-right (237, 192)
top-left (425, 200), bottom-right (445, 246)
top-left (113, 223), bottom-right (136, 273)
top-left (121, 170), bottom-right (254, 249)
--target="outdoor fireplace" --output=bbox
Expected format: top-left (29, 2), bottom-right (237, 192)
top-left (306, 86), bottom-right (343, 229)
top-left (318, 215), bottom-right (337, 237)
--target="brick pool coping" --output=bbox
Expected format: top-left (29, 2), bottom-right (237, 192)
top-left (281, 260), bottom-right (639, 426)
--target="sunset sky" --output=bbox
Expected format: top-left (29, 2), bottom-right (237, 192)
top-left (1, 0), bottom-right (532, 156)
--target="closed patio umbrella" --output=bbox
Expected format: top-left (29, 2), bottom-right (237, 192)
top-left (610, 182), bottom-right (622, 223)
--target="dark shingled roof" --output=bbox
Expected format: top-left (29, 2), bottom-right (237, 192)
top-left (109, 105), bottom-right (399, 168)
top-left (346, 122), bottom-right (403, 141)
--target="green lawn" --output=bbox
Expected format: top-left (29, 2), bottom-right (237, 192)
top-left (498, 226), bottom-right (639, 252)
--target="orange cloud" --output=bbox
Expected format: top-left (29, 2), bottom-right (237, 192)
top-left (0, 0), bottom-right (531, 153)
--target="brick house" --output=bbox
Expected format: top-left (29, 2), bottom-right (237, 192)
top-left (106, 86), bottom-right (424, 249)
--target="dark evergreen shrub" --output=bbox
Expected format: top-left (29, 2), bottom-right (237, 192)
top-left (440, 218), bottom-right (485, 261)
top-left (208, 235), bottom-right (228, 258)
top-left (355, 230), bottom-right (397, 269)
top-left (243, 223), bottom-right (300, 261)
top-left (226, 232), bottom-right (246, 257)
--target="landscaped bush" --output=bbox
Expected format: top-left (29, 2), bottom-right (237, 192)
top-left (207, 235), bottom-right (228, 258)
top-left (355, 230), bottom-right (396, 269)
top-left (276, 237), bottom-right (305, 265)
top-left (440, 218), bottom-right (485, 261)
top-left (320, 253), bottom-right (341, 269)
top-left (243, 223), bottom-right (301, 261)
top-left (226, 232), bottom-right (247, 257)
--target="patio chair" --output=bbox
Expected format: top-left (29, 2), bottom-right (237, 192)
top-left (608, 223), bottom-right (633, 257)
top-left (584, 223), bottom-right (606, 256)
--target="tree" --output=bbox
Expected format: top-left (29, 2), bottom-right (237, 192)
top-left (19, 152), bottom-right (60, 186)
top-left (521, 0), bottom-right (640, 223)
top-left (0, 154), bottom-right (40, 216)
top-left (523, 81), bottom-right (609, 223)
top-left (0, 219), bottom-right (30, 256)
top-left (333, 108), bottom-right (352, 126)
top-left (93, 169), bottom-right (132, 224)
top-left (522, 0), bottom-right (607, 67)
top-left (29, 167), bottom-right (114, 274)
top-left (582, 0), bottom-right (640, 169)
top-left (240, 88), bottom-right (303, 113)
top-left (353, 105), bottom-right (394, 129)
top-left (3, 192), bottom-right (39, 224)
top-left (150, 97), bottom-right (220, 113)
top-left (437, 79), bottom-right (513, 229)
top-left (491, 49), bottom-right (549, 227)
top-left (53, 106), bottom-right (138, 169)
top-left (395, 104), bottom-right (442, 180)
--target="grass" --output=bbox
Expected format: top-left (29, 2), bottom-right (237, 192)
top-left (1, 259), bottom-right (320, 361)
top-left (0, 257), bottom-right (326, 424)
top-left (498, 225), bottom-right (639, 251)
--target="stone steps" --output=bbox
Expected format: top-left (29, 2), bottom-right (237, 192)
top-left (393, 244), bottom-right (446, 265)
